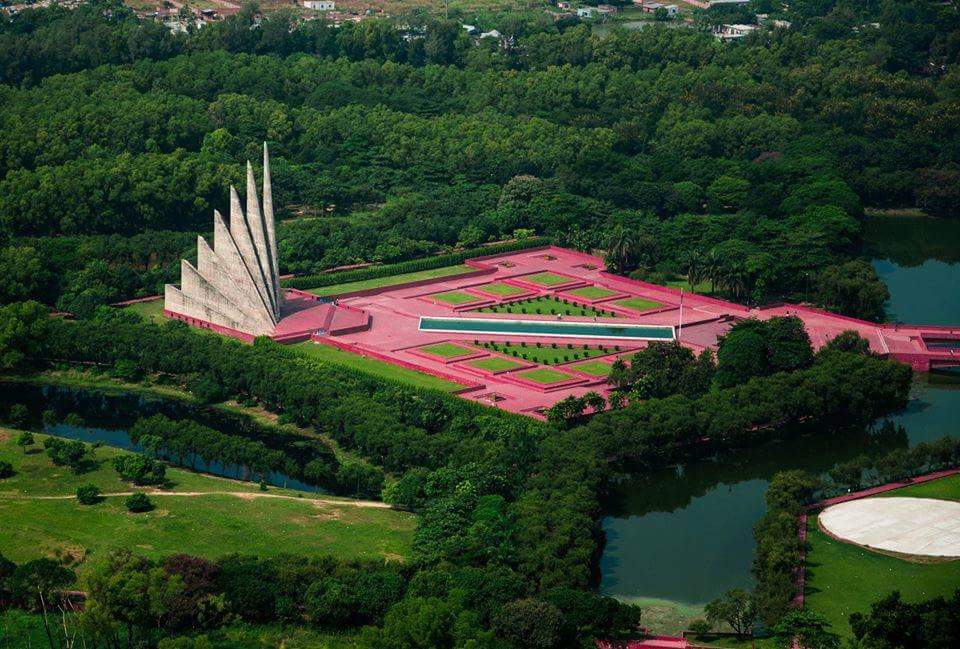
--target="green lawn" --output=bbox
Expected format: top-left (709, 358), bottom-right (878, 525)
top-left (293, 342), bottom-right (463, 392)
top-left (523, 271), bottom-right (573, 286)
top-left (666, 278), bottom-right (713, 294)
top-left (804, 518), bottom-right (960, 637)
top-left (432, 290), bottom-right (480, 305)
top-left (515, 368), bottom-right (574, 384)
top-left (477, 281), bottom-right (526, 296)
top-left (418, 342), bottom-right (475, 358)
top-left (612, 297), bottom-right (663, 312)
top-left (123, 299), bottom-right (166, 323)
top-left (0, 432), bottom-right (415, 570)
top-left (876, 474), bottom-right (960, 501)
top-left (476, 341), bottom-right (612, 365)
top-left (566, 285), bottom-right (619, 300)
top-left (476, 295), bottom-right (615, 318)
top-left (570, 359), bottom-right (613, 376)
top-left (306, 264), bottom-right (474, 297)
top-left (467, 357), bottom-right (525, 372)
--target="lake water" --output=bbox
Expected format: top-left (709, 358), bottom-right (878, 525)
top-left (0, 383), bottom-right (326, 493)
top-left (599, 215), bottom-right (960, 610)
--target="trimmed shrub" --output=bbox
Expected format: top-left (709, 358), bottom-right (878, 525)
top-left (76, 484), bottom-right (101, 505)
top-left (0, 461), bottom-right (14, 479)
top-left (124, 492), bottom-right (153, 513)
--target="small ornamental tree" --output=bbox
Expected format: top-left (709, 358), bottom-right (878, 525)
top-left (76, 484), bottom-right (101, 505)
top-left (8, 404), bottom-right (29, 428)
top-left (0, 461), bottom-right (13, 479)
top-left (16, 431), bottom-right (34, 453)
top-left (124, 492), bottom-right (153, 513)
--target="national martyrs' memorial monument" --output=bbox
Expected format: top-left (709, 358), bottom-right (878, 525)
top-left (165, 146), bottom-right (960, 417)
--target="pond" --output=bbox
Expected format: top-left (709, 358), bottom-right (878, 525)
top-left (599, 215), bottom-right (960, 619)
top-left (0, 382), bottom-right (326, 493)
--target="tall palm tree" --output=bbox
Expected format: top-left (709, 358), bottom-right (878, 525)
top-left (604, 227), bottom-right (641, 274)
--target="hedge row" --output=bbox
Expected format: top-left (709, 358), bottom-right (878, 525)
top-left (283, 237), bottom-right (549, 290)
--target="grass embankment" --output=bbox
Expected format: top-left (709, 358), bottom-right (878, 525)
top-left (292, 342), bottom-right (464, 392)
top-left (306, 264), bottom-right (474, 297)
top-left (476, 295), bottom-right (614, 317)
top-left (419, 342), bottom-right (476, 358)
top-left (0, 431), bottom-right (415, 570)
top-left (805, 474), bottom-right (960, 637)
top-left (467, 357), bottom-right (524, 372)
top-left (566, 285), bottom-right (620, 300)
top-left (515, 368), bottom-right (573, 384)
top-left (570, 359), bottom-right (613, 376)
top-left (123, 298), bottom-right (166, 322)
top-left (432, 289), bottom-right (481, 305)
top-left (875, 473), bottom-right (960, 501)
top-left (612, 297), bottom-right (663, 313)
top-left (477, 281), bottom-right (527, 296)
top-left (523, 271), bottom-right (574, 287)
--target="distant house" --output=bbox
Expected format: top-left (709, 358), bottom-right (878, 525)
top-left (462, 24), bottom-right (478, 34)
top-left (303, 0), bottom-right (335, 10)
top-left (479, 29), bottom-right (502, 39)
top-left (557, 1), bottom-right (571, 8)
top-left (577, 7), bottom-right (594, 18)
top-left (640, 2), bottom-right (677, 15)
top-left (596, 4), bottom-right (618, 14)
top-left (713, 23), bottom-right (759, 40)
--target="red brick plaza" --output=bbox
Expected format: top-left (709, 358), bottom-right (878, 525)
top-left (184, 246), bottom-right (960, 418)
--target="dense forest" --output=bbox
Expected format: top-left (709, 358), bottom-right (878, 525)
top-left (1, 0), bottom-right (959, 319)
top-left (2, 1), bottom-right (960, 646)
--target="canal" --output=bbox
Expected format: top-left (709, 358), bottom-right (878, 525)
top-left (598, 215), bottom-right (960, 626)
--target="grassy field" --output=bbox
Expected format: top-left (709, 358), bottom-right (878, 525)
top-left (418, 342), bottom-right (475, 358)
top-left (566, 285), bottom-right (620, 300)
top-left (612, 297), bottom-right (663, 312)
top-left (477, 281), bottom-right (527, 296)
top-left (477, 341), bottom-right (611, 365)
top-left (875, 473), bottom-right (960, 501)
top-left (0, 431), bottom-right (415, 570)
top-left (515, 368), bottom-right (573, 384)
top-left (524, 271), bottom-right (573, 287)
top-left (467, 357), bottom-right (524, 372)
top-left (124, 298), bottom-right (166, 323)
top-left (476, 295), bottom-right (614, 317)
top-left (306, 264), bottom-right (474, 297)
top-left (570, 359), bottom-right (613, 376)
top-left (292, 342), bottom-right (463, 392)
top-left (432, 289), bottom-right (480, 305)
top-left (805, 505), bottom-right (960, 637)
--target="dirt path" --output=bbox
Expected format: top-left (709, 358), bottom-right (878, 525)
top-left (0, 490), bottom-right (393, 508)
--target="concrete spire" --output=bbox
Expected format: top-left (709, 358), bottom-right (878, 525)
top-left (244, 161), bottom-right (278, 317)
top-left (262, 142), bottom-right (281, 312)
top-left (166, 157), bottom-right (284, 338)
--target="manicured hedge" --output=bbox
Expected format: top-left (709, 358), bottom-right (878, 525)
top-left (283, 238), bottom-right (549, 290)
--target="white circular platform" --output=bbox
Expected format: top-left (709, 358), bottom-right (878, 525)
top-left (819, 497), bottom-right (960, 558)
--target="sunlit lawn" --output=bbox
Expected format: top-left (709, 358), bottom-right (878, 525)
top-left (0, 432), bottom-right (415, 570)
top-left (293, 342), bottom-right (463, 391)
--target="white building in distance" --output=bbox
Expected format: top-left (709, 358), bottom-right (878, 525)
top-left (303, 1), bottom-right (335, 10)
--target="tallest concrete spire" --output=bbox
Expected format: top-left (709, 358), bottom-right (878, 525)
top-left (262, 142), bottom-right (281, 313)
top-left (164, 145), bottom-right (284, 337)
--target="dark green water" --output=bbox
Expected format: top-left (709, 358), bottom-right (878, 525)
top-left (600, 216), bottom-right (960, 606)
top-left (0, 383), bottom-right (327, 493)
